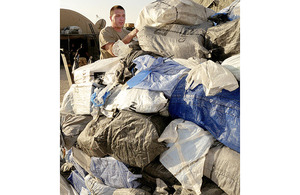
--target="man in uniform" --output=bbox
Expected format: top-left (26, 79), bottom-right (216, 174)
top-left (99, 5), bottom-right (138, 59)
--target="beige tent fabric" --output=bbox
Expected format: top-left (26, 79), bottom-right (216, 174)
top-left (192, 0), bottom-right (235, 12)
top-left (60, 8), bottom-right (105, 34)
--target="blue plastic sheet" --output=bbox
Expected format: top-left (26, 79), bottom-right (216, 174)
top-left (67, 170), bottom-right (90, 194)
top-left (90, 156), bottom-right (142, 189)
top-left (65, 149), bottom-right (88, 178)
top-left (169, 76), bottom-right (240, 153)
top-left (126, 55), bottom-right (190, 98)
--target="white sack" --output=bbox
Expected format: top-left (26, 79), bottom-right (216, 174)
top-left (112, 87), bottom-right (168, 113)
top-left (138, 24), bottom-right (210, 59)
top-left (135, 0), bottom-right (215, 30)
top-left (158, 119), bottom-right (215, 195)
top-left (203, 143), bottom-right (240, 195)
top-left (74, 57), bottom-right (121, 84)
top-left (185, 60), bottom-right (239, 96)
top-left (221, 54), bottom-right (240, 81)
top-left (73, 83), bottom-right (93, 115)
top-left (60, 85), bottom-right (75, 114)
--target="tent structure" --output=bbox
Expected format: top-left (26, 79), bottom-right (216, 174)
top-left (60, 8), bottom-right (106, 63)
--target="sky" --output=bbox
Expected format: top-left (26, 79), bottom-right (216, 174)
top-left (60, 0), bottom-right (155, 25)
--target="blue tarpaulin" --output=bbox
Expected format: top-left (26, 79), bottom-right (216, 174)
top-left (67, 170), bottom-right (90, 194)
top-left (169, 76), bottom-right (240, 153)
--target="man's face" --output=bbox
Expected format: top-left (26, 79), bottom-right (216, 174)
top-left (111, 9), bottom-right (125, 28)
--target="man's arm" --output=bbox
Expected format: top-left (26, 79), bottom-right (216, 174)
top-left (122, 28), bottom-right (139, 44)
top-left (103, 28), bottom-right (139, 57)
top-left (103, 42), bottom-right (115, 57)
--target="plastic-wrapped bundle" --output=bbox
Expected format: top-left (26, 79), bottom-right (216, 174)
top-left (94, 110), bottom-right (171, 168)
top-left (77, 116), bottom-right (113, 157)
top-left (135, 0), bottom-right (215, 30)
top-left (138, 24), bottom-right (212, 59)
top-left (90, 156), bottom-right (142, 188)
top-left (169, 76), bottom-right (240, 153)
top-left (158, 119), bottom-right (215, 195)
top-left (203, 142), bottom-right (240, 195)
top-left (205, 18), bottom-right (240, 61)
top-left (60, 114), bottom-right (92, 149)
top-left (126, 55), bottom-right (190, 98)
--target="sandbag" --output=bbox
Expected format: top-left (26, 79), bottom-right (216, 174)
top-left (169, 76), bottom-right (240, 153)
top-left (135, 0), bottom-right (215, 30)
top-left (60, 114), bottom-right (93, 150)
top-left (138, 23), bottom-right (212, 59)
top-left (203, 142), bottom-right (240, 195)
top-left (205, 18), bottom-right (240, 61)
top-left (76, 116), bottom-right (113, 157)
top-left (95, 110), bottom-right (171, 168)
top-left (158, 119), bottom-right (215, 195)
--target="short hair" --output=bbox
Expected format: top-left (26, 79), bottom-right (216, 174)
top-left (110, 5), bottom-right (125, 17)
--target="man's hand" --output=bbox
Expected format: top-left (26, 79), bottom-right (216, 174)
top-left (104, 28), bottom-right (139, 57)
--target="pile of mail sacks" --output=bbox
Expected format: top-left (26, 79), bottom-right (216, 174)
top-left (60, 0), bottom-right (240, 194)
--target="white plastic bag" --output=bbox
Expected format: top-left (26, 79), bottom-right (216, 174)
top-left (185, 60), bottom-right (239, 96)
top-left (221, 54), bottom-right (240, 81)
top-left (113, 87), bottom-right (168, 113)
top-left (158, 119), bottom-right (215, 195)
top-left (112, 40), bottom-right (132, 58)
top-left (60, 85), bottom-right (75, 114)
top-left (73, 83), bottom-right (94, 115)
